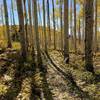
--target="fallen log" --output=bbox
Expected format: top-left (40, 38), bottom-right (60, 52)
top-left (0, 58), bottom-right (16, 63)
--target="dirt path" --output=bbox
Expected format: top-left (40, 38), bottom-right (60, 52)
top-left (47, 50), bottom-right (100, 99)
top-left (41, 51), bottom-right (91, 100)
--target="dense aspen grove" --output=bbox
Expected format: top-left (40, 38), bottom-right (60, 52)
top-left (0, 0), bottom-right (100, 100)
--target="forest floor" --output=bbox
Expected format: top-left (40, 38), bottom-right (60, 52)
top-left (0, 49), bottom-right (100, 100)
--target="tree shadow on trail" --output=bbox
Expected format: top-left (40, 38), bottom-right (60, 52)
top-left (41, 65), bottom-right (53, 100)
top-left (30, 64), bottom-right (53, 100)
